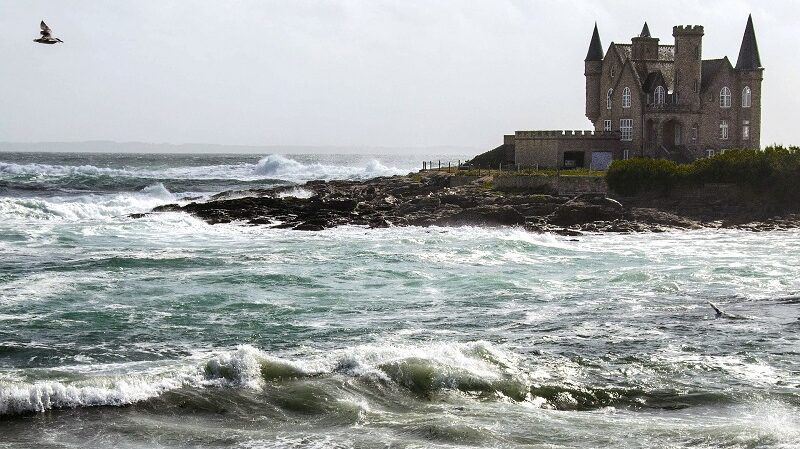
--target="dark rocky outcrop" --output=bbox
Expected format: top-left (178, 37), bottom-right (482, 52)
top-left (148, 172), bottom-right (800, 233)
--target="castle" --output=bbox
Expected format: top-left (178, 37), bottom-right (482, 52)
top-left (494, 16), bottom-right (763, 169)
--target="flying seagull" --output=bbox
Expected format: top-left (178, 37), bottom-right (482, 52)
top-left (34, 21), bottom-right (63, 44)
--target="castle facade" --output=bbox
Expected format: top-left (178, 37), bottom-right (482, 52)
top-left (504, 16), bottom-right (763, 169)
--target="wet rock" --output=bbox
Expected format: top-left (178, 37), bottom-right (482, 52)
top-left (150, 172), bottom-right (800, 233)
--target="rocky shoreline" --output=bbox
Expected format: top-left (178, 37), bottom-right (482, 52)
top-left (150, 172), bottom-right (800, 234)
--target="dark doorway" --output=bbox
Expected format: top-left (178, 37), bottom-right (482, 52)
top-left (662, 120), bottom-right (684, 150)
top-left (563, 151), bottom-right (585, 168)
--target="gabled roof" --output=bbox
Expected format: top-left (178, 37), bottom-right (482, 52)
top-left (611, 57), bottom-right (645, 94)
top-left (642, 71), bottom-right (666, 92)
top-left (701, 57), bottom-right (734, 92)
top-left (585, 23), bottom-right (604, 62)
top-left (614, 44), bottom-right (632, 60)
top-left (736, 14), bottom-right (762, 70)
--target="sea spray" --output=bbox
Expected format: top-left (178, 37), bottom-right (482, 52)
top-left (253, 154), bottom-right (406, 181)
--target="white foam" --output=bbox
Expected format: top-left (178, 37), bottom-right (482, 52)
top-left (276, 187), bottom-right (315, 199)
top-left (0, 375), bottom-right (186, 415)
top-left (0, 183), bottom-right (178, 222)
top-left (253, 154), bottom-right (407, 182)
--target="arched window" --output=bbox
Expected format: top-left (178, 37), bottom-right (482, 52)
top-left (607, 88), bottom-right (613, 110)
top-left (654, 86), bottom-right (665, 105)
top-left (622, 87), bottom-right (631, 108)
top-left (742, 86), bottom-right (752, 108)
top-left (720, 86), bottom-right (732, 108)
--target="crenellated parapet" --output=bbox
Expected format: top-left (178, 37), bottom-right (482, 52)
top-left (672, 25), bottom-right (704, 35)
top-left (515, 130), bottom-right (620, 139)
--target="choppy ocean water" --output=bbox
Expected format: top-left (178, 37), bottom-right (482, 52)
top-left (0, 152), bottom-right (798, 448)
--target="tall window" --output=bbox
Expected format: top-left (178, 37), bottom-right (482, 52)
top-left (654, 86), bottom-right (665, 105)
top-left (622, 87), bottom-right (631, 108)
top-left (607, 88), bottom-right (613, 110)
top-left (691, 125), bottom-right (698, 141)
top-left (604, 120), bottom-right (612, 132)
top-left (720, 120), bottom-right (729, 140)
top-left (620, 119), bottom-right (633, 141)
top-left (720, 86), bottom-right (732, 108)
top-left (610, 66), bottom-right (615, 79)
top-left (693, 79), bottom-right (698, 93)
top-left (742, 86), bottom-right (752, 108)
top-left (742, 120), bottom-right (750, 140)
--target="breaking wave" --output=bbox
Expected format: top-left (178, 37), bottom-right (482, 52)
top-left (0, 183), bottom-right (179, 221)
top-left (1, 155), bottom-right (410, 188)
top-left (0, 340), bottom-right (761, 417)
top-left (252, 155), bottom-right (407, 181)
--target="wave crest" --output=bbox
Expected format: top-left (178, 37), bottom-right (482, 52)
top-left (0, 375), bottom-right (185, 415)
top-left (253, 154), bottom-right (406, 181)
top-left (0, 183), bottom-right (178, 221)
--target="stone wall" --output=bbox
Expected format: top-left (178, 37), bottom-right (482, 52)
top-left (513, 130), bottom-right (624, 169)
top-left (493, 175), bottom-right (608, 194)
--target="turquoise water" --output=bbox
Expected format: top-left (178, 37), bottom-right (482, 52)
top-left (1, 152), bottom-right (799, 448)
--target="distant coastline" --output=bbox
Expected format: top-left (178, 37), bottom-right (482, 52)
top-left (0, 141), bottom-right (478, 156)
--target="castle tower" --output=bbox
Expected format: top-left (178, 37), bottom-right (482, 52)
top-left (736, 14), bottom-right (764, 148)
top-left (584, 23), bottom-right (603, 124)
top-left (672, 25), bottom-right (704, 110)
top-left (631, 22), bottom-right (659, 60)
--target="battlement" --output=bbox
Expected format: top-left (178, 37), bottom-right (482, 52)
top-left (515, 130), bottom-right (619, 139)
top-left (673, 25), bottom-right (704, 35)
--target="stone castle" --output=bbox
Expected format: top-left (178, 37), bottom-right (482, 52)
top-left (491, 16), bottom-right (763, 169)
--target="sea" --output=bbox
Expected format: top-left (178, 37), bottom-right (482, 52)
top-left (0, 151), bottom-right (798, 448)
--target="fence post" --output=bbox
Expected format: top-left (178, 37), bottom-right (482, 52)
top-left (438, 160), bottom-right (441, 170)
top-left (423, 161), bottom-right (426, 171)
top-left (448, 162), bottom-right (451, 173)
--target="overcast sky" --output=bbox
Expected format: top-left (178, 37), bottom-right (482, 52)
top-left (1, 0), bottom-right (797, 150)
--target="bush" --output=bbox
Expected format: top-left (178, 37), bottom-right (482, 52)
top-left (606, 158), bottom-right (691, 195)
top-left (606, 145), bottom-right (800, 200)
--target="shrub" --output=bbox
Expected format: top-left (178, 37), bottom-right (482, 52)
top-left (606, 158), bottom-right (690, 195)
top-left (606, 145), bottom-right (800, 201)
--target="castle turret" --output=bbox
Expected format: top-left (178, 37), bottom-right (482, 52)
top-left (631, 22), bottom-right (659, 60)
top-left (672, 25), bottom-right (703, 110)
top-left (736, 14), bottom-right (764, 148)
top-left (584, 23), bottom-right (603, 123)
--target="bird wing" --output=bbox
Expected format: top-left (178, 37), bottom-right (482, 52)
top-left (708, 302), bottom-right (722, 315)
top-left (40, 21), bottom-right (51, 37)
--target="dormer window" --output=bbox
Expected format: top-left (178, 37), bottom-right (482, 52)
top-left (607, 88), bottom-right (613, 110)
top-left (622, 87), bottom-right (631, 108)
top-left (720, 87), bottom-right (732, 108)
top-left (742, 86), bottom-right (752, 108)
top-left (654, 86), bottom-right (665, 105)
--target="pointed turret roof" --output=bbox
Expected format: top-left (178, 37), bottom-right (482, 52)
top-left (585, 23), bottom-right (604, 61)
top-left (640, 22), bottom-right (651, 38)
top-left (736, 14), bottom-right (762, 70)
